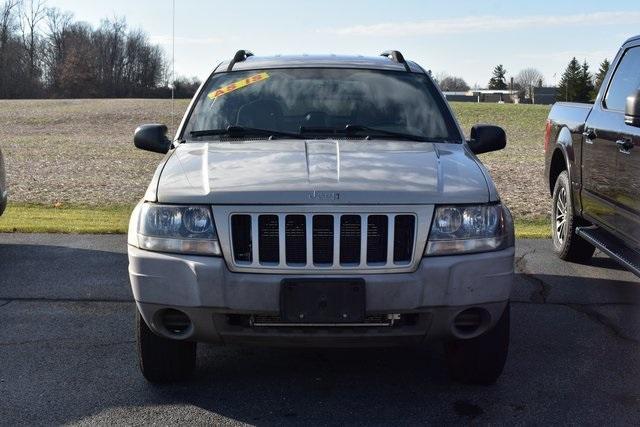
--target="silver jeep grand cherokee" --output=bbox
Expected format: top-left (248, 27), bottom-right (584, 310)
top-left (128, 50), bottom-right (514, 384)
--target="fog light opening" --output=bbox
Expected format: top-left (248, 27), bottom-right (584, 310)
top-left (453, 308), bottom-right (490, 337)
top-left (160, 309), bottom-right (192, 336)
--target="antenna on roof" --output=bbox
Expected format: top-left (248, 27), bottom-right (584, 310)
top-left (380, 50), bottom-right (410, 72)
top-left (227, 50), bottom-right (254, 72)
top-left (171, 0), bottom-right (176, 133)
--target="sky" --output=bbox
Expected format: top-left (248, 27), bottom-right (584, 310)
top-left (46, 0), bottom-right (640, 87)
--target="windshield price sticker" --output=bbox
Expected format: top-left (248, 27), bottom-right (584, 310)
top-left (207, 72), bottom-right (270, 100)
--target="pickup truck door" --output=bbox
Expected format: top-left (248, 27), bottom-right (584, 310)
top-left (582, 105), bottom-right (619, 231)
top-left (616, 127), bottom-right (640, 250)
top-left (605, 45), bottom-right (640, 249)
top-left (588, 45), bottom-right (640, 244)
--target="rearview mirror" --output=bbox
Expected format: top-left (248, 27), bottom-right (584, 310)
top-left (625, 90), bottom-right (640, 127)
top-left (468, 124), bottom-right (506, 155)
top-left (134, 124), bottom-right (172, 154)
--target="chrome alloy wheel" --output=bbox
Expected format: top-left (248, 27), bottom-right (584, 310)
top-left (555, 186), bottom-right (568, 245)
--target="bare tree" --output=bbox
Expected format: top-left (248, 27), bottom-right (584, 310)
top-left (0, 2), bottom-right (179, 99)
top-left (433, 72), bottom-right (448, 86)
top-left (0, 0), bottom-right (20, 97)
top-left (0, 0), bottom-right (19, 43)
top-left (20, 0), bottom-right (47, 81)
top-left (515, 68), bottom-right (544, 100)
top-left (438, 75), bottom-right (470, 92)
top-left (43, 6), bottom-right (72, 90)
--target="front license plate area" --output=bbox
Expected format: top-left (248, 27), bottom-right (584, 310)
top-left (281, 279), bottom-right (365, 324)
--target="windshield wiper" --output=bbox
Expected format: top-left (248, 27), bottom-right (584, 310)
top-left (298, 125), bottom-right (430, 142)
top-left (190, 126), bottom-right (305, 139)
top-left (343, 124), bottom-right (430, 142)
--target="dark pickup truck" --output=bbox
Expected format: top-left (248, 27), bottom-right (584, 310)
top-left (545, 35), bottom-right (640, 276)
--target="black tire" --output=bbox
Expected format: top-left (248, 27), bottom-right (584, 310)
top-left (136, 309), bottom-right (196, 383)
top-left (445, 303), bottom-right (510, 385)
top-left (551, 171), bottom-right (595, 262)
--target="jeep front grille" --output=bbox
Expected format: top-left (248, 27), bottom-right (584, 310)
top-left (229, 212), bottom-right (416, 271)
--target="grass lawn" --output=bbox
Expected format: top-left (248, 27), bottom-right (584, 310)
top-left (0, 203), bottom-right (551, 239)
top-left (0, 203), bottom-right (132, 234)
top-left (515, 218), bottom-right (551, 239)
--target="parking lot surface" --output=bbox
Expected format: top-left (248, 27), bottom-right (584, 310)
top-left (1, 234), bottom-right (640, 425)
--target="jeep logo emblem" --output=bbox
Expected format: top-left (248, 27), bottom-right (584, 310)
top-left (307, 191), bottom-right (340, 201)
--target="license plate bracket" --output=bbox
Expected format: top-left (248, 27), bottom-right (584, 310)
top-left (280, 279), bottom-right (365, 324)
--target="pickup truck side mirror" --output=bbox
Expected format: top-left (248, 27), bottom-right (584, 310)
top-left (134, 124), bottom-right (172, 154)
top-left (625, 90), bottom-right (640, 127)
top-left (468, 124), bottom-right (506, 155)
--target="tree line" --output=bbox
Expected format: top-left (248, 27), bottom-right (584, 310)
top-left (435, 65), bottom-right (545, 100)
top-left (557, 58), bottom-right (609, 103)
top-left (0, 0), bottom-right (612, 103)
top-left (0, 0), bottom-right (200, 99)
top-left (435, 58), bottom-right (610, 103)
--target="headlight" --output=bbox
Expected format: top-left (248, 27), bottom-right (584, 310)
top-left (137, 204), bottom-right (221, 256)
top-left (425, 204), bottom-right (511, 256)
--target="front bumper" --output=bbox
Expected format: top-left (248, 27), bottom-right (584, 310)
top-left (129, 246), bottom-right (514, 346)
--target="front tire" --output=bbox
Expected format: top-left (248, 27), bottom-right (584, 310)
top-left (445, 303), bottom-right (510, 385)
top-left (551, 171), bottom-right (595, 262)
top-left (136, 309), bottom-right (196, 383)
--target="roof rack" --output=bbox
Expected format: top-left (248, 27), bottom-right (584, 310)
top-left (380, 50), bottom-right (410, 72)
top-left (227, 50), bottom-right (254, 71)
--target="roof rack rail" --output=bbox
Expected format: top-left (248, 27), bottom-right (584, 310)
top-left (380, 50), bottom-right (410, 72)
top-left (227, 50), bottom-right (254, 71)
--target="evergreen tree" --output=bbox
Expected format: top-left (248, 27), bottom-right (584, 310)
top-left (557, 57), bottom-right (582, 101)
top-left (593, 58), bottom-right (610, 98)
top-left (488, 64), bottom-right (508, 90)
top-left (577, 60), bottom-right (595, 102)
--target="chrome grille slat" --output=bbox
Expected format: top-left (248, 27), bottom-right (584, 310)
top-left (250, 214), bottom-right (259, 267)
top-left (333, 214), bottom-right (341, 267)
top-left (305, 215), bottom-right (313, 267)
top-left (278, 214), bottom-right (286, 267)
top-left (386, 214), bottom-right (396, 264)
top-left (359, 215), bottom-right (368, 268)
top-left (230, 210), bottom-right (419, 272)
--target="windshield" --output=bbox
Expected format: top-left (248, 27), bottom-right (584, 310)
top-left (182, 68), bottom-right (461, 142)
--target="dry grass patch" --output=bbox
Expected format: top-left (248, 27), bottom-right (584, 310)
top-left (0, 99), bottom-right (552, 234)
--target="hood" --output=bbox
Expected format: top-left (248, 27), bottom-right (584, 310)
top-left (156, 140), bottom-right (492, 205)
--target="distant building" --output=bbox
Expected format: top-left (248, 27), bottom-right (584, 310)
top-left (444, 87), bottom-right (557, 105)
top-left (531, 87), bottom-right (557, 105)
top-left (444, 90), bottom-right (516, 103)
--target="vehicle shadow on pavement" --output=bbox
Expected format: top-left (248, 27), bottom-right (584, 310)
top-left (585, 257), bottom-right (630, 272)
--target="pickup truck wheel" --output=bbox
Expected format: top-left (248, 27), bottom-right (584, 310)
top-left (445, 303), bottom-right (510, 385)
top-left (551, 171), bottom-right (595, 262)
top-left (136, 309), bottom-right (196, 383)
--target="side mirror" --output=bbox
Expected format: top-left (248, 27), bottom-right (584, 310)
top-left (625, 90), bottom-right (640, 127)
top-left (468, 124), bottom-right (506, 155)
top-left (134, 124), bottom-right (172, 154)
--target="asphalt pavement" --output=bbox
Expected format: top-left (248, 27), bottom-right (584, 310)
top-left (1, 234), bottom-right (640, 425)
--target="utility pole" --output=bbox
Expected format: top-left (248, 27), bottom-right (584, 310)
top-left (171, 0), bottom-right (176, 132)
top-left (510, 77), bottom-right (514, 103)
